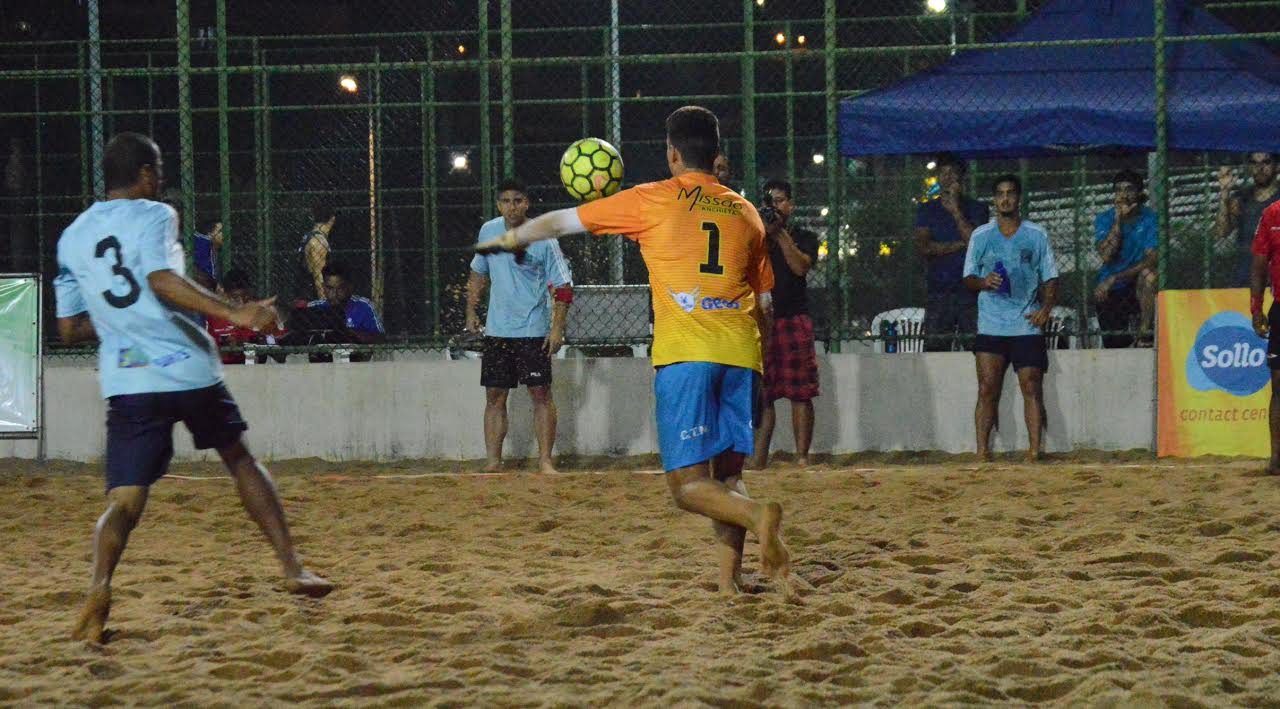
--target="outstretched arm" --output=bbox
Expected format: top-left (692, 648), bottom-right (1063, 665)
top-left (476, 208), bottom-right (587, 252)
top-left (149, 270), bottom-right (278, 331)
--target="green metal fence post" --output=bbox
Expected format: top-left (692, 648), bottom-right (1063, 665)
top-left (742, 0), bottom-right (757, 195)
top-left (216, 0), bottom-right (232, 274)
top-left (373, 47), bottom-right (384, 309)
top-left (479, 0), bottom-right (493, 213)
top-left (176, 0), bottom-right (195, 252)
top-left (422, 39), bottom-right (440, 338)
top-left (1072, 155), bottom-right (1087, 341)
top-left (78, 44), bottom-right (89, 204)
top-left (1154, 0), bottom-right (1169, 292)
top-left (784, 20), bottom-right (795, 191)
top-left (580, 64), bottom-right (590, 138)
top-left (500, 0), bottom-right (514, 178)
top-left (146, 52), bottom-right (155, 138)
top-left (824, 0), bottom-right (842, 349)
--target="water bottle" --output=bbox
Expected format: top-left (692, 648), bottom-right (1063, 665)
top-left (993, 260), bottom-right (1012, 296)
top-left (880, 320), bottom-right (894, 353)
top-left (886, 321), bottom-right (899, 354)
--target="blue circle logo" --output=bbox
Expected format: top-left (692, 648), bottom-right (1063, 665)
top-left (1185, 312), bottom-right (1269, 397)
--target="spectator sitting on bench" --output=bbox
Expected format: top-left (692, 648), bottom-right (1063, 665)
top-left (302, 261), bottom-right (385, 351)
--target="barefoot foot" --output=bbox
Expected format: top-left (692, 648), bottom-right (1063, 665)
top-left (71, 585), bottom-right (111, 643)
top-left (757, 502), bottom-right (791, 583)
top-left (285, 570), bottom-right (334, 598)
top-left (539, 459), bottom-right (560, 475)
top-left (1026, 450), bottom-right (1042, 463)
top-left (795, 457), bottom-right (811, 468)
top-left (483, 460), bottom-right (503, 473)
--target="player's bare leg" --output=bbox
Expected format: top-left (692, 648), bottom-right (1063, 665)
top-left (974, 352), bottom-right (1006, 462)
top-left (72, 485), bottom-right (148, 642)
top-left (792, 400), bottom-right (814, 467)
top-left (711, 451), bottom-right (748, 593)
top-left (1269, 370), bottom-right (1280, 475)
top-left (529, 385), bottom-right (559, 474)
top-left (483, 387), bottom-right (509, 472)
top-left (1017, 366), bottom-right (1046, 462)
top-left (747, 402), bottom-right (775, 470)
top-left (666, 459), bottom-right (790, 588)
top-left (218, 440), bottom-right (332, 597)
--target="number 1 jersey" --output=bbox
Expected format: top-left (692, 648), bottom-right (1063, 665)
top-left (55, 199), bottom-right (222, 398)
top-left (576, 172), bottom-right (773, 372)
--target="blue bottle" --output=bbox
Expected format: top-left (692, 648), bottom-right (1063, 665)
top-left (886, 321), bottom-right (899, 353)
top-left (993, 260), bottom-right (1012, 296)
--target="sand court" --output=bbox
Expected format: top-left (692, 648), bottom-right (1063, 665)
top-left (2, 456), bottom-right (1279, 705)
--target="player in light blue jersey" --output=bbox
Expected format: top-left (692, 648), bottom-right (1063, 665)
top-left (963, 174), bottom-right (1059, 462)
top-left (54, 133), bottom-right (332, 643)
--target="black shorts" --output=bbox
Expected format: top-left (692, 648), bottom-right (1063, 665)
top-left (480, 336), bottom-right (552, 389)
top-left (1270, 305), bottom-right (1280, 371)
top-left (105, 383), bottom-right (247, 491)
top-left (973, 334), bottom-right (1050, 373)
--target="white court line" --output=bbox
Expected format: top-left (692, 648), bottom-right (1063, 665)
top-left (161, 461), bottom-right (1248, 482)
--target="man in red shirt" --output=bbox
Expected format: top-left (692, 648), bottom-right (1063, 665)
top-left (1251, 202), bottom-right (1280, 474)
top-left (207, 270), bottom-right (281, 364)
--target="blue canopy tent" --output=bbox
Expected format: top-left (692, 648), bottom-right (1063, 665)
top-left (837, 0), bottom-right (1280, 158)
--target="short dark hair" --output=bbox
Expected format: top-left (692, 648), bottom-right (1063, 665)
top-left (497, 177), bottom-right (527, 196)
top-left (1112, 169), bottom-right (1144, 190)
top-left (992, 173), bottom-right (1022, 195)
top-left (321, 261), bottom-right (351, 283)
top-left (665, 105), bottom-right (720, 171)
top-left (311, 202), bottom-right (336, 224)
top-left (104, 132), bottom-right (160, 192)
top-left (762, 178), bottom-right (792, 201)
top-left (221, 268), bottom-right (252, 292)
top-left (935, 153), bottom-right (966, 175)
top-left (197, 216), bottom-right (222, 234)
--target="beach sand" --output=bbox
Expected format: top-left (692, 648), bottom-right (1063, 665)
top-left (2, 456), bottom-right (1278, 705)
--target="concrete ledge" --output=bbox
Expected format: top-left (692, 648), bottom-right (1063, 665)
top-left (0, 350), bottom-right (1155, 462)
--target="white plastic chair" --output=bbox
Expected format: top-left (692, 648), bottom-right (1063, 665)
top-left (870, 307), bottom-right (925, 353)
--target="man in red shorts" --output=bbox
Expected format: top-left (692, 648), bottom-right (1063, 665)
top-left (749, 178), bottom-right (820, 469)
top-left (1250, 199), bottom-right (1280, 475)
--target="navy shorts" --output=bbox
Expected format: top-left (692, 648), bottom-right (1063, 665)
top-left (105, 383), bottom-right (247, 491)
top-left (481, 336), bottom-right (552, 389)
top-left (973, 334), bottom-right (1050, 373)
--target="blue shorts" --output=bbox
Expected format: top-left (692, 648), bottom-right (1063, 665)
top-left (654, 362), bottom-right (759, 472)
top-left (105, 383), bottom-right (247, 491)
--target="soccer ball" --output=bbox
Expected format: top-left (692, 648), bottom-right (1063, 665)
top-left (560, 137), bottom-right (623, 202)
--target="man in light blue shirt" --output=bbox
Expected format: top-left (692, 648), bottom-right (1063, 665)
top-left (1094, 169), bottom-right (1158, 348)
top-left (54, 132), bottom-right (331, 643)
top-left (465, 177), bottom-right (573, 474)
top-left (963, 174), bottom-right (1059, 462)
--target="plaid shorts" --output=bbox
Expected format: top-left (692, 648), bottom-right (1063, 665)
top-left (764, 314), bottom-right (820, 403)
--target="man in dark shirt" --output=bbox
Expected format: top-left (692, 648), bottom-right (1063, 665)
top-left (915, 154), bottom-right (990, 351)
top-left (1217, 152), bottom-right (1280, 287)
top-left (749, 179), bottom-right (821, 469)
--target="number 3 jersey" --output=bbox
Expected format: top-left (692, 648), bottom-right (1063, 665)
top-left (576, 172), bottom-right (773, 372)
top-left (55, 198), bottom-right (222, 398)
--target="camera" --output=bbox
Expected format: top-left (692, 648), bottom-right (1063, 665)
top-left (758, 190), bottom-right (783, 229)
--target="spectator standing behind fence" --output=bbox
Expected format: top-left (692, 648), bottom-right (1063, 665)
top-left (915, 154), bottom-right (989, 351)
top-left (207, 269), bottom-right (284, 365)
top-left (963, 174), bottom-right (1059, 462)
top-left (1093, 170), bottom-right (1157, 348)
top-left (299, 203), bottom-right (335, 301)
top-left (465, 178), bottom-right (573, 475)
top-left (1249, 201), bottom-right (1280, 476)
top-left (748, 179), bottom-right (820, 470)
top-left (1217, 152), bottom-right (1280, 288)
top-left (193, 216), bottom-right (223, 285)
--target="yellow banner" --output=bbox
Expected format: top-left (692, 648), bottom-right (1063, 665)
top-left (1157, 288), bottom-right (1272, 457)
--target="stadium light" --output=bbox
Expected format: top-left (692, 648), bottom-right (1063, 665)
top-left (338, 75), bottom-right (358, 93)
top-left (926, 160), bottom-right (937, 170)
top-left (774, 32), bottom-right (786, 46)
top-left (756, 0), bottom-right (765, 6)
top-left (926, 0), bottom-right (949, 13)
top-left (451, 153), bottom-right (470, 172)
top-left (797, 35), bottom-right (807, 46)
top-left (457, 44), bottom-right (467, 55)
top-left (820, 207), bottom-right (830, 217)
top-left (812, 152), bottom-right (825, 165)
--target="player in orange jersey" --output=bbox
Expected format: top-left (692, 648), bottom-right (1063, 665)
top-left (478, 107), bottom-right (790, 594)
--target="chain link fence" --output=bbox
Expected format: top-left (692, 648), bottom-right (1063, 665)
top-left (1, 1), bottom-right (1278, 356)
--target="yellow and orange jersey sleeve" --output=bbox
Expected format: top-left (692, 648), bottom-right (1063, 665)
top-left (577, 172), bottom-right (769, 372)
top-left (576, 182), bottom-right (658, 241)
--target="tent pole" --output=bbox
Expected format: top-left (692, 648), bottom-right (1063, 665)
top-left (1153, 0), bottom-right (1170, 292)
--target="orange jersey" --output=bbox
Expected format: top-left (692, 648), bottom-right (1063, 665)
top-left (577, 171), bottom-right (773, 371)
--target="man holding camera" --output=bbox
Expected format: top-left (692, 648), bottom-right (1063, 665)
top-left (749, 179), bottom-right (821, 469)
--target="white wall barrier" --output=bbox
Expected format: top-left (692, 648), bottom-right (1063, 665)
top-left (0, 350), bottom-right (1155, 463)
